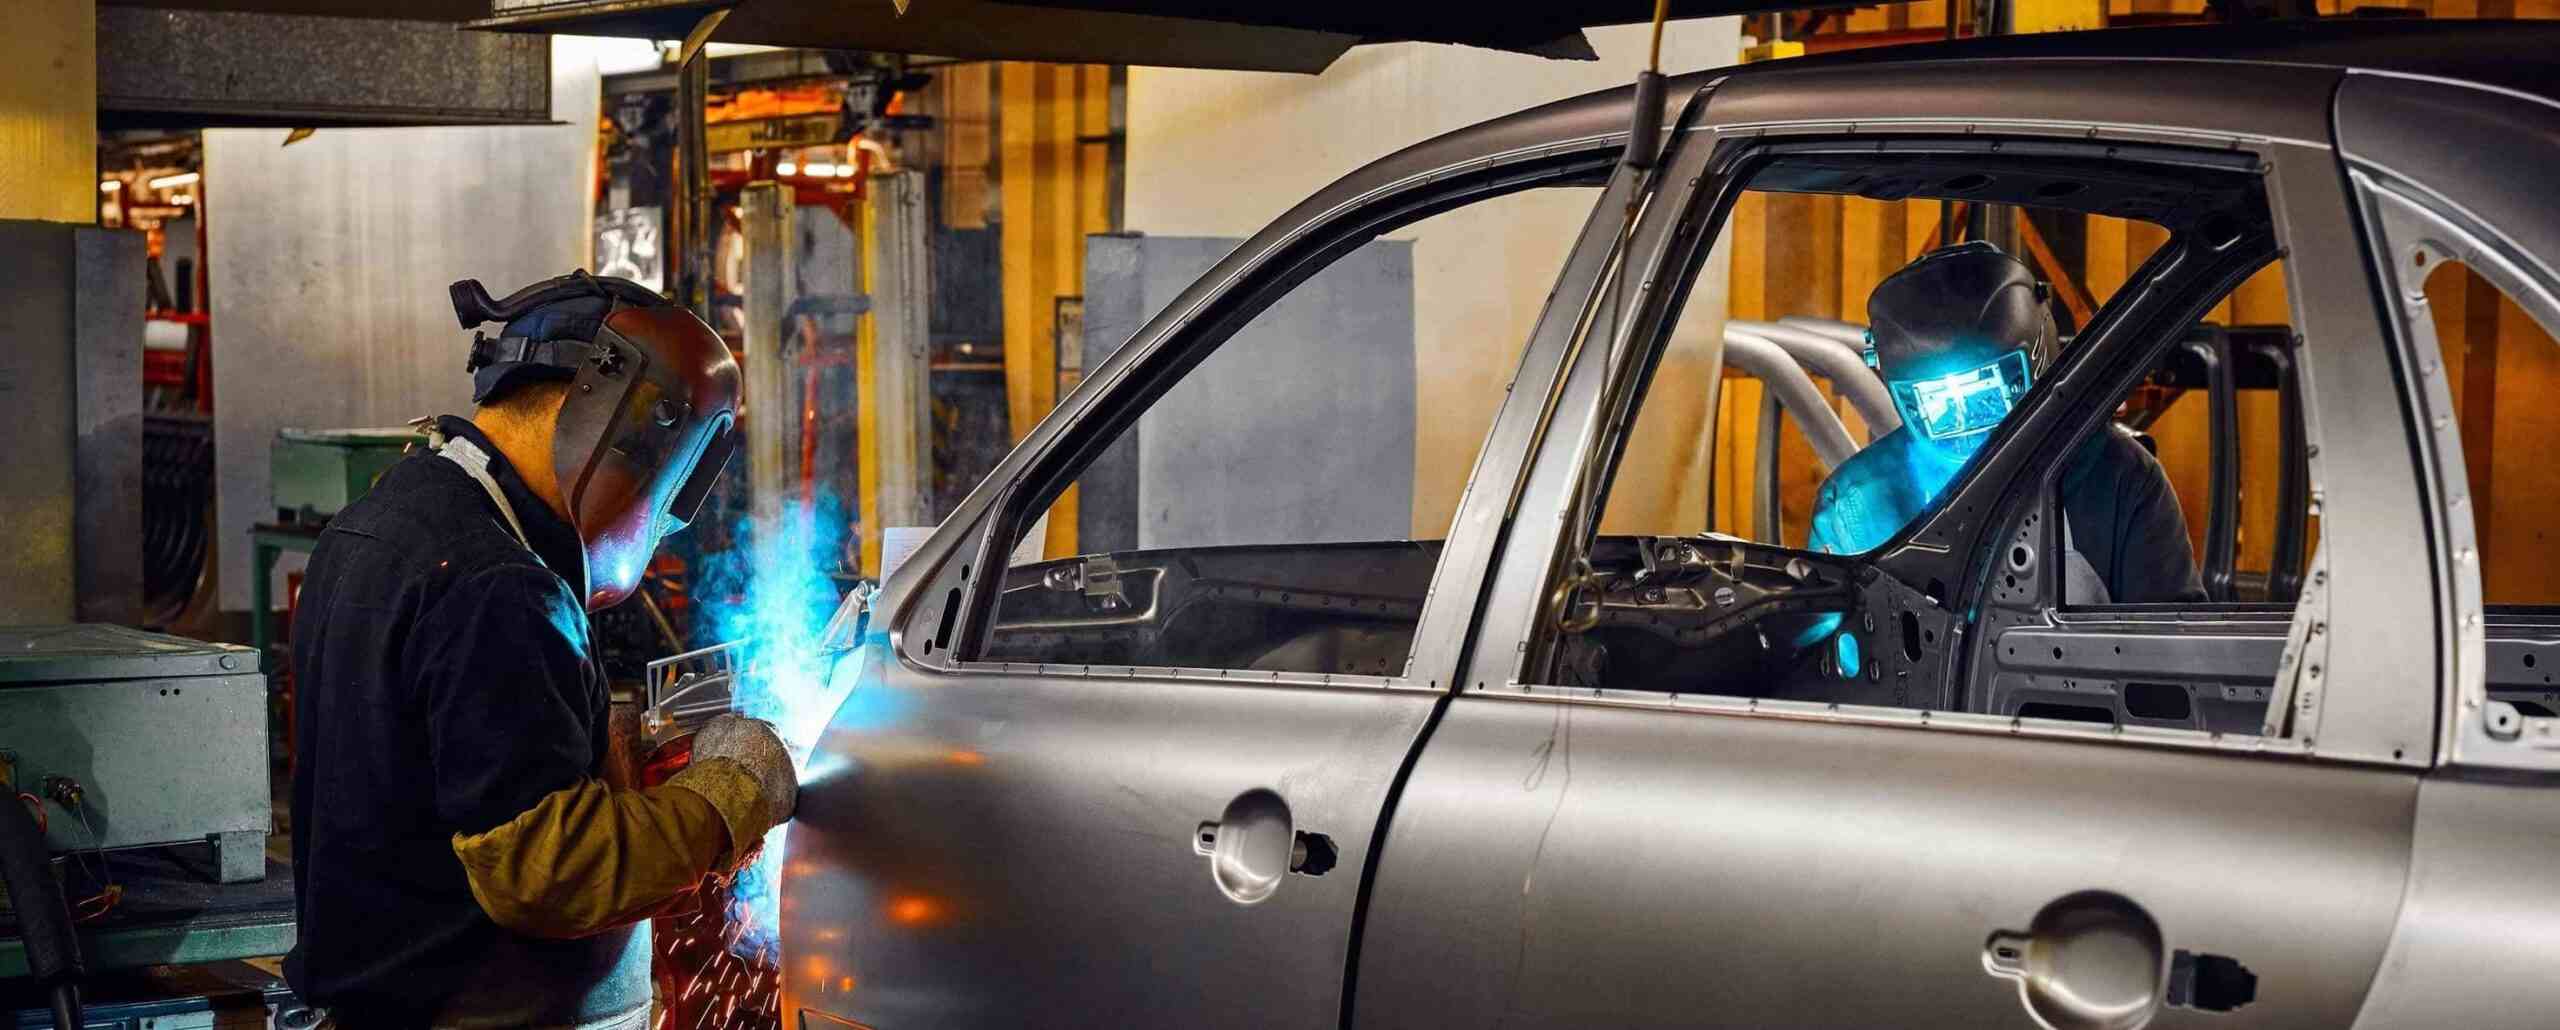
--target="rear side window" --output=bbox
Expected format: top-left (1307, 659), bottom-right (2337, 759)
top-left (2419, 258), bottom-right (2560, 720)
top-left (2421, 260), bottom-right (2560, 607)
top-left (978, 184), bottom-right (1601, 676)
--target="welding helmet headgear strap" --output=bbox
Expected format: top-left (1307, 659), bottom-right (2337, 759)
top-left (452, 270), bottom-right (671, 405)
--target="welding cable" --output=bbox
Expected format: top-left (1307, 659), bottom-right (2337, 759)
top-left (1648, 0), bottom-right (1670, 72)
top-left (0, 784), bottom-right (85, 1030)
top-left (62, 800), bottom-right (121, 923)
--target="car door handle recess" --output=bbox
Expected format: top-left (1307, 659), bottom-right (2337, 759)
top-left (1194, 788), bottom-right (1335, 905)
top-left (1983, 890), bottom-right (2166, 1030)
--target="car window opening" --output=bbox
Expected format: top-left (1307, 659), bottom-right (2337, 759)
top-left (974, 180), bottom-right (1611, 676)
top-left (1543, 141), bottom-right (2298, 741)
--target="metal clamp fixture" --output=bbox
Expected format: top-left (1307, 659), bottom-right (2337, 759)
top-left (644, 639), bottom-right (745, 739)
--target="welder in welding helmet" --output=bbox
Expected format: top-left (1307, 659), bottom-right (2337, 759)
top-left (453, 270), bottom-right (743, 610)
top-left (284, 270), bottom-right (797, 1030)
top-left (1807, 242), bottom-right (2202, 606)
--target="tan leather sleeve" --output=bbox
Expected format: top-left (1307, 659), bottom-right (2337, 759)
top-left (448, 773), bottom-right (743, 939)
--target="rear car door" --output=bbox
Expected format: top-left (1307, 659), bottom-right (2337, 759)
top-left (1352, 61), bottom-right (2432, 1029)
top-left (778, 108), bottom-right (1651, 1029)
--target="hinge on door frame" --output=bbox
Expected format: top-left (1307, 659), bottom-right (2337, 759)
top-left (1080, 554), bottom-right (1125, 609)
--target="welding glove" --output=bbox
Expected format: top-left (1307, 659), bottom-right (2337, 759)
top-left (675, 715), bottom-right (800, 859)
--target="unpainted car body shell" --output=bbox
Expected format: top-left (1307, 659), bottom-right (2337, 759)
top-left (785, 22), bottom-right (2560, 1030)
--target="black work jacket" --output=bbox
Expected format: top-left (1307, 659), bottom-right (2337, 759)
top-left (285, 416), bottom-right (643, 1028)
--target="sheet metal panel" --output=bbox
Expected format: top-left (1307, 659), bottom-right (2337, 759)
top-left (1355, 697), bottom-right (2414, 1028)
top-left (203, 45), bottom-right (597, 613)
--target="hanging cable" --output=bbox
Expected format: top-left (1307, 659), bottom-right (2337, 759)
top-left (0, 785), bottom-right (84, 1030)
top-left (1624, 0), bottom-right (1672, 169)
top-left (1648, 0), bottom-right (1670, 72)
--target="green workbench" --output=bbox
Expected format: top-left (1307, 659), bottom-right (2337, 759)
top-left (0, 845), bottom-right (295, 980)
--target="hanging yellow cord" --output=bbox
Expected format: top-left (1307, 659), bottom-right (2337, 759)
top-left (1647, 0), bottom-right (1671, 73)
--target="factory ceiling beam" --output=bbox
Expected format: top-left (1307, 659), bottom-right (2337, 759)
top-left (114, 0), bottom-right (1856, 73)
top-left (98, 8), bottom-right (552, 129)
top-left (471, 0), bottom-right (1359, 73)
top-left (101, 0), bottom-right (490, 19)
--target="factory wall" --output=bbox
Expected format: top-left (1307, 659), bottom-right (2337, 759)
top-left (1122, 19), bottom-right (1742, 540)
top-left (206, 40), bottom-right (616, 613)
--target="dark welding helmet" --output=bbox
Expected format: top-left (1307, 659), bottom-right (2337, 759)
top-left (452, 270), bottom-right (742, 611)
top-left (1864, 241), bottom-right (2058, 459)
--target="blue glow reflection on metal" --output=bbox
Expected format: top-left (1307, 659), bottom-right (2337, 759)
top-left (1834, 631), bottom-right (1862, 679)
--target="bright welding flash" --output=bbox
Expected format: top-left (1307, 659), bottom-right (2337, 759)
top-left (1891, 350), bottom-right (2033, 444)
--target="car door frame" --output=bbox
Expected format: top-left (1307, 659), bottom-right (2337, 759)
top-left (1462, 58), bottom-right (2438, 766)
top-left (1352, 57), bottom-right (2437, 1030)
top-left (777, 79), bottom-right (1690, 1030)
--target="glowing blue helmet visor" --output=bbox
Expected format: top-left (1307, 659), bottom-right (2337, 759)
top-left (1887, 350), bottom-right (2033, 444)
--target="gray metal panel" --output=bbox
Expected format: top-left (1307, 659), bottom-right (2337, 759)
top-left (2353, 776), bottom-right (2560, 1029)
top-left (97, 8), bottom-right (551, 128)
top-left (203, 53), bottom-right (598, 613)
top-left (2336, 74), bottom-right (2560, 308)
top-left (75, 229), bottom-right (146, 625)
top-left (1356, 698), bottom-right (2415, 1029)
top-left (0, 627), bottom-right (270, 856)
top-left (778, 646), bottom-right (1438, 1028)
top-left (0, 624), bottom-right (258, 683)
top-left (786, 83), bottom-right (1641, 1030)
top-left (2260, 138), bottom-right (2445, 767)
top-left (1076, 234), bottom-right (1153, 554)
top-left (1708, 58), bottom-right (2338, 146)
top-left (1133, 236), bottom-right (1414, 550)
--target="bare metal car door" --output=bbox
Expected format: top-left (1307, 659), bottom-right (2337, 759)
top-left (776, 105), bottom-right (1653, 1028)
top-left (1351, 61), bottom-right (2433, 1029)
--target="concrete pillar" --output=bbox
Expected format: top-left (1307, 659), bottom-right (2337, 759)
top-left (739, 181), bottom-right (799, 524)
top-left (860, 171), bottom-right (936, 575)
top-left (0, 3), bottom-right (141, 626)
top-left (0, 0), bottom-right (95, 223)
